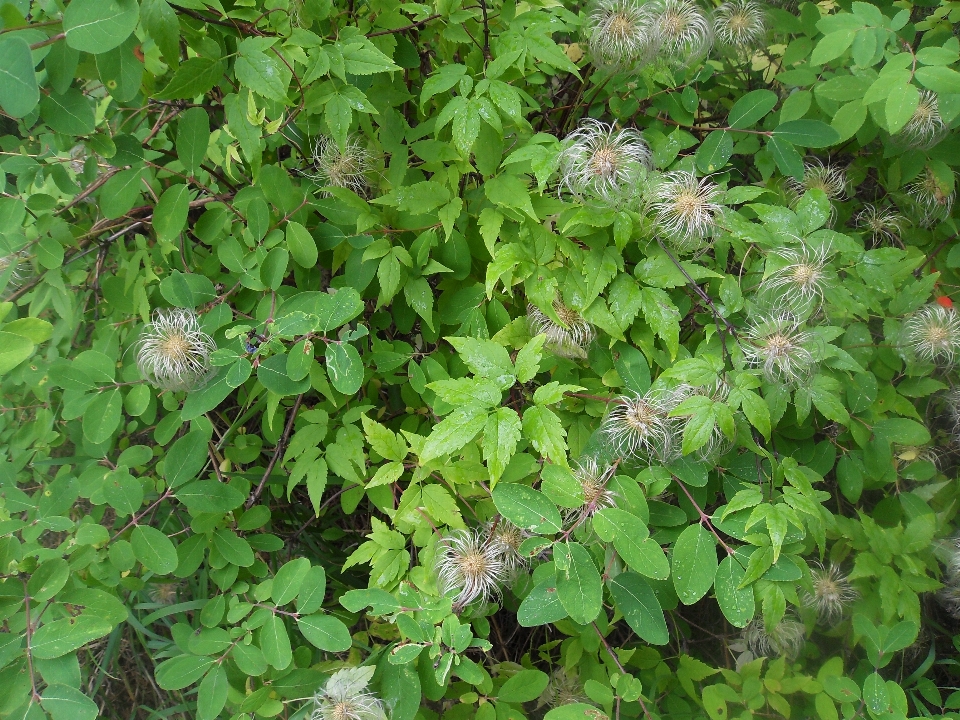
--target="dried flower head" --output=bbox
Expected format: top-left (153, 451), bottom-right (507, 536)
top-left (564, 456), bottom-right (617, 525)
top-left (898, 90), bottom-right (947, 149)
top-left (136, 308), bottom-right (216, 392)
top-left (903, 304), bottom-right (960, 366)
top-left (649, 171), bottom-right (723, 251)
top-left (787, 159), bottom-right (848, 208)
top-left (602, 387), bottom-right (686, 461)
top-left (742, 312), bottom-right (822, 385)
top-left (801, 564), bottom-right (858, 625)
top-left (559, 119), bottom-right (653, 205)
top-left (906, 167), bottom-right (956, 227)
top-left (937, 573), bottom-right (960, 620)
top-left (855, 204), bottom-right (905, 247)
top-left (312, 667), bottom-right (386, 720)
top-left (741, 615), bottom-right (806, 660)
top-left (527, 300), bottom-right (596, 360)
top-left (437, 528), bottom-right (508, 609)
top-left (759, 244), bottom-right (833, 310)
top-left (487, 519), bottom-right (530, 574)
top-left (641, 0), bottom-right (714, 67)
top-left (310, 135), bottom-right (373, 196)
top-left (148, 582), bottom-right (180, 605)
top-left (584, 0), bottom-right (654, 68)
top-left (0, 251), bottom-right (26, 289)
top-left (543, 668), bottom-right (590, 708)
top-left (714, 0), bottom-right (765, 49)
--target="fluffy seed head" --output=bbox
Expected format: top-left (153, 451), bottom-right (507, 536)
top-left (742, 312), bottom-right (821, 385)
top-left (312, 667), bottom-right (386, 720)
top-left (714, 0), bottom-right (765, 48)
top-left (788, 159), bottom-right (848, 208)
top-left (543, 668), bottom-right (589, 708)
top-left (527, 300), bottom-right (596, 360)
top-left (898, 91), bottom-right (947, 149)
top-left (487, 519), bottom-right (530, 574)
top-left (559, 119), bottom-right (653, 205)
top-left (641, 0), bottom-right (714, 67)
top-left (584, 0), bottom-right (654, 68)
top-left (649, 171), bottom-right (723, 251)
top-left (801, 564), bottom-right (857, 625)
top-left (564, 456), bottom-right (618, 526)
top-left (937, 579), bottom-right (960, 620)
top-left (148, 582), bottom-right (180, 605)
top-left (0, 251), bottom-right (25, 290)
top-left (741, 616), bottom-right (805, 660)
top-left (310, 135), bottom-right (373, 196)
top-left (136, 308), bottom-right (216, 392)
top-left (907, 167), bottom-right (955, 228)
top-left (601, 387), bottom-right (686, 461)
top-left (903, 304), bottom-right (960, 366)
top-left (855, 204), bottom-right (905, 246)
top-left (437, 528), bottom-right (508, 609)
top-left (759, 244), bottom-right (833, 310)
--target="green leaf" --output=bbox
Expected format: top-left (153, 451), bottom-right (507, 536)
top-left (40, 684), bottom-right (99, 720)
top-left (164, 430), bottom-right (210, 488)
top-left (31, 616), bottom-right (114, 659)
top-left (773, 120), bottom-right (841, 148)
top-left (0, 37), bottom-right (39, 117)
top-left (40, 89), bottom-right (95, 135)
top-left (609, 572), bottom-right (669, 645)
top-left (325, 342), bottom-right (364, 395)
top-left (514, 334), bottom-right (545, 383)
top-left (27, 559), bottom-right (70, 602)
top-left (155, 58), bottom-right (226, 100)
top-left (287, 221), bottom-right (319, 268)
top-left (236, 45), bottom-right (288, 101)
top-left (714, 555), bottom-right (754, 628)
top-left (522, 405), bottom-right (567, 466)
top-left (103, 470), bottom-right (144, 517)
top-left (672, 524), bottom-right (718, 605)
top-left (0, 331), bottom-right (34, 375)
top-left (517, 577), bottom-right (568, 626)
top-left (810, 29), bottom-right (856, 65)
top-left (176, 107), bottom-right (210, 177)
top-left (197, 666), bottom-right (229, 720)
top-left (420, 406), bottom-right (488, 462)
top-left (915, 65), bottom-right (960, 94)
top-left (862, 672), bottom-right (888, 715)
top-left (498, 670), bottom-right (549, 703)
top-left (492, 482), bottom-right (562, 534)
top-left (100, 168), bottom-right (145, 220)
top-left (695, 131), bottom-right (733, 173)
top-left (885, 83), bottom-right (920, 134)
top-left (727, 89), bottom-right (778, 128)
top-left (483, 407), bottom-right (522, 482)
top-left (155, 655), bottom-right (215, 690)
top-left (131, 526), bottom-right (178, 575)
top-left (153, 184), bottom-right (193, 243)
top-left (485, 174), bottom-right (537, 221)
top-left (297, 614), bottom-right (352, 651)
top-left (260, 614), bottom-right (293, 670)
top-left (767, 135), bottom-right (804, 178)
top-left (141, 0), bottom-right (179, 64)
top-left (555, 541), bottom-right (602, 625)
top-left (212, 529), bottom-right (255, 567)
top-left (258, 353), bottom-right (311, 396)
top-left (64, 0), bottom-right (139, 54)
top-left (176, 481), bottom-right (245, 514)
top-left (82, 389), bottom-right (122, 444)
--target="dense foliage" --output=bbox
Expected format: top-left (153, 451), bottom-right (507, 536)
top-left (3, 0), bottom-right (960, 718)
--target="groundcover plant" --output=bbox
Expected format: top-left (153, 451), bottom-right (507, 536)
top-left (2, 0), bottom-right (960, 717)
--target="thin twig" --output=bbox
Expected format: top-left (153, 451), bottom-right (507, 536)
top-left (246, 394), bottom-right (304, 508)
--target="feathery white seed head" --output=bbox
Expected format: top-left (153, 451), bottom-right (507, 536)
top-left (649, 171), bottom-right (723, 252)
top-left (584, 0), bottom-right (655, 68)
top-left (601, 387), bottom-right (686, 461)
top-left (641, 0), bottom-right (714, 67)
top-left (937, 578), bottom-right (960, 620)
top-left (436, 528), bottom-right (508, 609)
top-left (742, 312), bottom-right (821, 385)
top-left (527, 301), bottom-right (596, 360)
top-left (487, 519), bottom-right (530, 574)
top-left (136, 308), bottom-right (216, 392)
top-left (0, 251), bottom-right (25, 289)
top-left (898, 91), bottom-right (947, 149)
top-left (543, 668), bottom-right (590, 708)
top-left (904, 304), bottom-right (960, 366)
top-left (714, 0), bottom-right (765, 48)
top-left (760, 244), bottom-right (833, 308)
top-left (906, 167), bottom-right (955, 228)
top-left (788, 159), bottom-right (848, 204)
top-left (801, 563), bottom-right (857, 625)
top-left (741, 615), bottom-right (805, 660)
top-left (309, 135), bottom-right (373, 196)
top-left (559, 119), bottom-right (653, 205)
top-left (564, 456), bottom-right (618, 525)
top-left (855, 204), bottom-right (905, 246)
top-left (312, 667), bottom-right (386, 720)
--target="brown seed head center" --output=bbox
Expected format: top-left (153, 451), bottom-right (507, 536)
top-left (590, 147), bottom-right (620, 179)
top-left (160, 332), bottom-right (190, 359)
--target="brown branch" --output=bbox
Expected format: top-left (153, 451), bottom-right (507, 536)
top-left (367, 13), bottom-right (441, 37)
top-left (246, 394), bottom-right (304, 509)
top-left (29, 32), bottom-right (64, 50)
